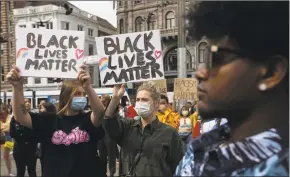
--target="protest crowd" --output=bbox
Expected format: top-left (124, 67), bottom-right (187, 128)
top-left (0, 1), bottom-right (288, 177)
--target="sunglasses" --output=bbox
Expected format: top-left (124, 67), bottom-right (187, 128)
top-left (203, 44), bottom-right (251, 69)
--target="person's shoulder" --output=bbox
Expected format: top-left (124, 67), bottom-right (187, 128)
top-left (158, 121), bottom-right (177, 132)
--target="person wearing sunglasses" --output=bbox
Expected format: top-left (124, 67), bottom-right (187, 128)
top-left (175, 1), bottom-right (289, 176)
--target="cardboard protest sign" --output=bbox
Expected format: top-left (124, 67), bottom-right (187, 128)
top-left (95, 30), bottom-right (165, 86)
top-left (174, 78), bottom-right (198, 101)
top-left (146, 80), bottom-right (167, 95)
top-left (16, 27), bottom-right (85, 78)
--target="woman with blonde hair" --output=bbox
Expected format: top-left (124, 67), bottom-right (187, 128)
top-left (0, 104), bottom-right (14, 176)
top-left (6, 65), bottom-right (106, 177)
top-left (103, 83), bottom-right (184, 177)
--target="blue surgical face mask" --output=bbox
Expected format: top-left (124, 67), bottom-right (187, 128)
top-left (71, 97), bottom-right (87, 111)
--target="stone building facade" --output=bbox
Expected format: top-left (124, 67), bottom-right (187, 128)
top-left (0, 1), bottom-right (15, 91)
top-left (116, 0), bottom-right (207, 91)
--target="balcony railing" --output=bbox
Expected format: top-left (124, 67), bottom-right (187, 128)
top-left (160, 27), bottom-right (178, 37)
top-left (13, 5), bottom-right (98, 22)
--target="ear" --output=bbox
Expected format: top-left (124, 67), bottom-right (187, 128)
top-left (259, 56), bottom-right (288, 90)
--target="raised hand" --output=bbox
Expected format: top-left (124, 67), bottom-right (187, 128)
top-left (6, 65), bottom-right (24, 87)
top-left (77, 65), bottom-right (91, 89)
top-left (112, 84), bottom-right (125, 99)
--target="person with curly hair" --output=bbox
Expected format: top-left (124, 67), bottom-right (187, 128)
top-left (175, 1), bottom-right (289, 176)
top-left (103, 83), bottom-right (184, 176)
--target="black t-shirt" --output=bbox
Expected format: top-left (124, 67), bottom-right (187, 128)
top-left (31, 111), bottom-right (106, 177)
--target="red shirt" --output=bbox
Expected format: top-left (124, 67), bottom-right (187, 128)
top-left (192, 120), bottom-right (201, 139)
top-left (126, 105), bottom-right (138, 119)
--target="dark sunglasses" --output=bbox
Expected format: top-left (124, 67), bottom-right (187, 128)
top-left (203, 44), bottom-right (251, 68)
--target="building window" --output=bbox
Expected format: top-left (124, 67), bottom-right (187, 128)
top-left (8, 1), bottom-right (11, 12)
top-left (9, 21), bottom-right (12, 26)
top-left (165, 76), bottom-right (176, 92)
top-left (197, 42), bottom-right (208, 63)
top-left (78, 25), bottom-right (83, 31)
top-left (119, 19), bottom-right (124, 34)
top-left (61, 22), bottom-right (69, 30)
top-left (165, 11), bottom-right (175, 29)
top-left (135, 0), bottom-right (142, 4)
top-left (135, 16), bottom-right (143, 32)
top-left (147, 13), bottom-right (156, 30)
top-left (88, 28), bottom-right (93, 37)
top-left (47, 78), bottom-right (54, 84)
top-left (1, 66), bottom-right (4, 82)
top-left (164, 48), bottom-right (178, 71)
top-left (46, 22), bottom-right (53, 29)
top-left (35, 78), bottom-right (41, 84)
top-left (19, 25), bottom-right (26, 28)
top-left (88, 44), bottom-right (94, 55)
top-left (23, 77), bottom-right (28, 85)
top-left (118, 1), bottom-right (122, 7)
top-left (164, 47), bottom-right (192, 71)
top-left (0, 43), bottom-right (4, 55)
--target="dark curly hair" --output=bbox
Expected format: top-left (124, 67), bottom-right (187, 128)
top-left (187, 1), bottom-right (289, 90)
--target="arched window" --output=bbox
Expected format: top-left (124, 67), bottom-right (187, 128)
top-left (147, 13), bottom-right (156, 30)
top-left (165, 11), bottom-right (175, 29)
top-left (197, 42), bottom-right (208, 63)
top-left (118, 0), bottom-right (122, 7)
top-left (119, 19), bottom-right (124, 34)
top-left (164, 47), bottom-right (192, 71)
top-left (135, 16), bottom-right (143, 32)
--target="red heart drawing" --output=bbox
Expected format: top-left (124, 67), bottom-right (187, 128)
top-left (154, 50), bottom-right (162, 59)
top-left (75, 49), bottom-right (84, 60)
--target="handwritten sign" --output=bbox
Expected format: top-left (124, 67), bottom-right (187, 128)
top-left (174, 78), bottom-right (198, 100)
top-left (147, 80), bottom-right (167, 95)
top-left (95, 30), bottom-right (165, 86)
top-left (15, 27), bottom-right (85, 78)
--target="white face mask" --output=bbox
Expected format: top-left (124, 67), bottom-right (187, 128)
top-left (134, 102), bottom-right (153, 118)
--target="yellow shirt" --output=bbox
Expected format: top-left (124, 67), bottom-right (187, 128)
top-left (190, 111), bottom-right (199, 128)
top-left (156, 108), bottom-right (181, 130)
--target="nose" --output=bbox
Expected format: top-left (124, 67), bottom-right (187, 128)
top-left (195, 63), bottom-right (209, 82)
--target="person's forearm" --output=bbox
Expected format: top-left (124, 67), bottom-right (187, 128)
top-left (85, 86), bottom-right (105, 126)
top-left (105, 96), bottom-right (120, 118)
top-left (12, 85), bottom-right (32, 128)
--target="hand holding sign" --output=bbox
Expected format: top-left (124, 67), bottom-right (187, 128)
top-left (6, 65), bottom-right (24, 87)
top-left (112, 84), bottom-right (126, 99)
top-left (77, 65), bottom-right (91, 89)
top-left (95, 30), bottom-right (165, 86)
top-left (15, 28), bottom-right (85, 79)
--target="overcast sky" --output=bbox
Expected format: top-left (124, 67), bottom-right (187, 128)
top-left (69, 1), bottom-right (117, 27)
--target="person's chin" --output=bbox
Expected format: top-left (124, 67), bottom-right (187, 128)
top-left (197, 102), bottom-right (217, 121)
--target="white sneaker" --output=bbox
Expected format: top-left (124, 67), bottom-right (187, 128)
top-left (9, 151), bottom-right (13, 155)
top-left (9, 173), bottom-right (16, 176)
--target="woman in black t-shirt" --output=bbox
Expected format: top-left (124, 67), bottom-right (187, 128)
top-left (6, 65), bottom-right (106, 177)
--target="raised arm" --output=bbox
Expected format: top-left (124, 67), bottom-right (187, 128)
top-left (103, 85), bottom-right (134, 145)
top-left (77, 65), bottom-right (104, 127)
top-left (6, 65), bottom-right (32, 129)
top-left (105, 84), bottom-right (125, 118)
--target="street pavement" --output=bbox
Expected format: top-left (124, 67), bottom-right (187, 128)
top-left (1, 148), bottom-right (119, 176)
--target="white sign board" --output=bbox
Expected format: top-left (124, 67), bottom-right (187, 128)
top-left (95, 30), bottom-right (165, 86)
top-left (16, 28), bottom-right (85, 79)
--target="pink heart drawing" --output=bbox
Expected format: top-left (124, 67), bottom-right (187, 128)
top-left (75, 49), bottom-right (84, 60)
top-left (154, 50), bottom-right (162, 59)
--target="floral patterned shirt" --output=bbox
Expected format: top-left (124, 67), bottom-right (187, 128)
top-left (175, 124), bottom-right (289, 176)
